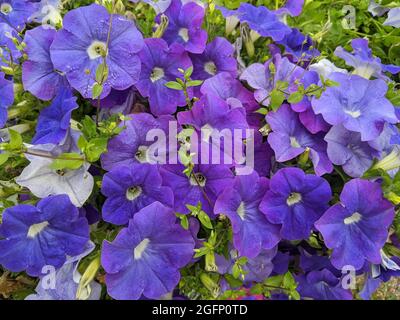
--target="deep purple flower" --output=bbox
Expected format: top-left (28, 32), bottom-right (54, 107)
top-left (219, 3), bottom-right (291, 41)
top-left (0, 195), bottom-right (90, 276)
top-left (50, 4), bottom-right (144, 98)
top-left (325, 125), bottom-right (380, 177)
top-left (101, 113), bottom-right (174, 171)
top-left (0, 0), bottom-right (37, 31)
top-left (276, 28), bottom-right (319, 62)
top-left (296, 269), bottom-right (353, 300)
top-left (214, 172), bottom-right (280, 258)
top-left (136, 38), bottom-right (192, 116)
top-left (266, 104), bottom-right (333, 176)
top-left (312, 72), bottom-right (398, 141)
top-left (260, 167), bottom-right (331, 240)
top-left (160, 0), bottom-right (207, 54)
top-left (101, 202), bottom-right (195, 300)
top-left (0, 71), bottom-right (13, 128)
top-left (0, 22), bottom-right (21, 67)
top-left (190, 37), bottom-right (237, 83)
top-left (334, 38), bottom-right (400, 79)
top-left (160, 163), bottom-right (234, 216)
top-left (32, 88), bottom-right (78, 145)
top-left (22, 26), bottom-right (67, 101)
top-left (101, 163), bottom-right (174, 225)
top-left (315, 179), bottom-right (395, 270)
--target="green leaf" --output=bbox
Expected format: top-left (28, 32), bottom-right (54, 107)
top-left (165, 81), bottom-right (183, 90)
top-left (8, 129), bottom-right (23, 150)
top-left (198, 210), bottom-right (213, 229)
top-left (85, 137), bottom-right (108, 162)
top-left (186, 80), bottom-right (203, 87)
top-left (270, 89), bottom-right (285, 111)
top-left (50, 153), bottom-right (84, 170)
top-left (95, 62), bottom-right (109, 84)
top-left (288, 92), bottom-right (304, 104)
top-left (92, 83), bottom-right (103, 99)
top-left (232, 264), bottom-right (241, 279)
top-left (179, 214), bottom-right (189, 230)
top-left (283, 272), bottom-right (298, 291)
top-left (0, 152), bottom-right (10, 166)
top-left (184, 66), bottom-right (193, 79)
top-left (264, 275), bottom-right (283, 287)
top-left (80, 116), bottom-right (97, 139)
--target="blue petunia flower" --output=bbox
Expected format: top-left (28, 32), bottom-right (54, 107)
top-left (0, 194), bottom-right (90, 276)
top-left (0, 22), bottom-right (21, 67)
top-left (101, 202), bottom-right (195, 300)
top-left (0, 0), bottom-right (37, 31)
top-left (0, 71), bottom-right (13, 128)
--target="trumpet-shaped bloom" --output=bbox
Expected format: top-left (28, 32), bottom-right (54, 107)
top-left (0, 195), bottom-right (89, 276)
top-left (101, 202), bottom-right (195, 300)
top-left (315, 179), bottom-right (395, 270)
top-left (50, 4), bottom-right (144, 98)
top-left (0, 0), bottom-right (37, 31)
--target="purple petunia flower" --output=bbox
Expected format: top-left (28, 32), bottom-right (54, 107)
top-left (101, 163), bottom-right (174, 225)
top-left (334, 38), bottom-right (400, 79)
top-left (260, 167), bottom-right (331, 240)
top-left (0, 71), bottom-right (13, 128)
top-left (276, 28), bottom-right (319, 62)
top-left (22, 26), bottom-right (67, 101)
top-left (190, 37), bottom-right (237, 83)
top-left (219, 3), bottom-right (291, 41)
top-left (0, 0), bottom-right (37, 31)
top-left (325, 125), bottom-right (380, 177)
top-left (101, 202), bottom-right (195, 300)
top-left (101, 113), bottom-right (174, 171)
top-left (0, 22), bottom-right (21, 67)
top-left (136, 38), bottom-right (192, 116)
top-left (31, 88), bottom-right (78, 145)
top-left (214, 172), bottom-right (281, 258)
top-left (296, 269), bottom-right (353, 300)
top-left (0, 195), bottom-right (90, 276)
top-left (266, 104), bottom-right (333, 176)
top-left (275, 0), bottom-right (304, 18)
top-left (160, 0), bottom-right (207, 54)
top-left (160, 163), bottom-right (234, 216)
top-left (383, 7), bottom-right (400, 28)
top-left (312, 73), bottom-right (398, 141)
top-left (129, 0), bottom-right (171, 14)
top-left (50, 4), bottom-right (144, 99)
top-left (315, 179), bottom-right (395, 270)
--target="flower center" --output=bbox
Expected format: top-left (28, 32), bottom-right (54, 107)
top-left (134, 238), bottom-right (150, 260)
top-left (27, 221), bottom-right (49, 238)
top-left (190, 172), bottom-right (207, 187)
top-left (286, 192), bottom-right (302, 206)
top-left (344, 212), bottom-right (362, 225)
top-left (150, 67), bottom-right (165, 82)
top-left (0, 3), bottom-right (13, 15)
top-left (179, 28), bottom-right (189, 42)
top-left (344, 109), bottom-right (361, 118)
top-left (204, 61), bottom-right (217, 76)
top-left (290, 136), bottom-right (301, 148)
top-left (135, 146), bottom-right (149, 163)
top-left (237, 202), bottom-right (246, 220)
top-left (126, 186), bottom-right (142, 201)
top-left (56, 169), bottom-right (66, 176)
top-left (87, 41), bottom-right (107, 60)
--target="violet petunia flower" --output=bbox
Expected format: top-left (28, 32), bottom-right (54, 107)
top-left (101, 163), bottom-right (174, 225)
top-left (160, 0), bottom-right (207, 54)
top-left (276, 28), bottom-right (319, 62)
top-left (275, 0), bottom-right (304, 18)
top-left (266, 104), bottom-right (333, 176)
top-left (101, 113), bottom-right (174, 171)
top-left (260, 167), bottom-right (331, 241)
top-left (0, 195), bottom-right (89, 277)
top-left (190, 37), bottom-right (237, 83)
top-left (50, 4), bottom-right (144, 99)
top-left (136, 38), bottom-right (192, 116)
top-left (296, 269), bottom-right (353, 300)
top-left (315, 179), bottom-right (395, 270)
top-left (32, 88), bottom-right (78, 145)
top-left (383, 7), bottom-right (400, 28)
top-left (214, 172), bottom-right (281, 258)
top-left (26, 241), bottom-right (101, 300)
top-left (0, 22), bottom-right (21, 67)
top-left (0, 71), bottom-right (13, 128)
top-left (101, 202), bottom-right (195, 300)
top-left (312, 72), bottom-right (398, 141)
top-left (22, 26), bottom-right (67, 101)
top-left (0, 0), bottom-right (37, 31)
top-left (325, 125), bottom-right (380, 178)
top-left (160, 163), bottom-right (234, 216)
top-left (129, 0), bottom-right (171, 14)
top-left (334, 38), bottom-right (400, 79)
